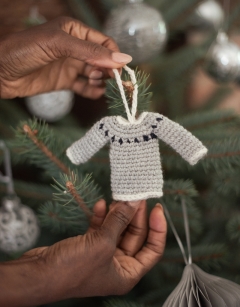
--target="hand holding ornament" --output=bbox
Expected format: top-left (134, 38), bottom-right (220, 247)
top-left (0, 199), bottom-right (167, 306)
top-left (0, 17), bottom-right (132, 99)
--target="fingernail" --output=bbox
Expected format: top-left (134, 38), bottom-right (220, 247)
top-left (112, 52), bottom-right (132, 64)
top-left (89, 79), bottom-right (103, 86)
top-left (127, 200), bottom-right (141, 207)
top-left (156, 203), bottom-right (163, 211)
top-left (89, 70), bottom-right (103, 79)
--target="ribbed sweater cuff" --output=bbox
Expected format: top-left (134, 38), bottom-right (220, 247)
top-left (66, 147), bottom-right (79, 165)
top-left (189, 147), bottom-right (208, 165)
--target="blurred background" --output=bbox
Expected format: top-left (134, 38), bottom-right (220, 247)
top-left (1, 0), bottom-right (240, 307)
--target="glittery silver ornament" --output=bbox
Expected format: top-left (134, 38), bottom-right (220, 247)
top-left (26, 90), bottom-right (74, 122)
top-left (104, 0), bottom-right (167, 64)
top-left (189, 0), bottom-right (224, 31)
top-left (0, 197), bottom-right (40, 254)
top-left (163, 263), bottom-right (240, 307)
top-left (205, 32), bottom-right (240, 83)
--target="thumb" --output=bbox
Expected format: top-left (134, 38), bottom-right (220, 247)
top-left (55, 32), bottom-right (132, 68)
top-left (101, 201), bottom-right (142, 242)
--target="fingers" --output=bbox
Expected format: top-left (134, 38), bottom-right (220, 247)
top-left (59, 16), bottom-right (120, 53)
top-left (47, 17), bottom-right (132, 68)
top-left (119, 200), bottom-right (148, 256)
top-left (53, 31), bottom-right (131, 69)
top-left (72, 78), bottom-right (105, 99)
top-left (100, 201), bottom-right (141, 243)
top-left (135, 204), bottom-right (167, 274)
top-left (87, 199), bottom-right (107, 233)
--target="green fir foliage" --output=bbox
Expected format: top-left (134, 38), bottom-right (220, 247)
top-left (106, 68), bottom-right (152, 117)
top-left (38, 201), bottom-right (89, 235)
top-left (11, 119), bottom-right (71, 177)
top-left (52, 172), bottom-right (101, 211)
top-left (1, 0), bottom-right (240, 307)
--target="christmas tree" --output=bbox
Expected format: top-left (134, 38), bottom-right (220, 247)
top-left (1, 0), bottom-right (240, 306)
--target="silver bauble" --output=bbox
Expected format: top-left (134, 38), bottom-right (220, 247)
top-left (205, 32), bottom-right (240, 83)
top-left (26, 90), bottom-right (74, 122)
top-left (189, 0), bottom-right (224, 31)
top-left (104, 0), bottom-right (167, 64)
top-left (163, 264), bottom-right (240, 307)
top-left (0, 197), bottom-right (40, 254)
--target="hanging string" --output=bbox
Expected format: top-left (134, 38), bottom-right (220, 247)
top-left (163, 204), bottom-right (188, 266)
top-left (0, 141), bottom-right (15, 196)
top-left (112, 65), bottom-right (138, 124)
top-left (181, 199), bottom-right (192, 264)
top-left (163, 199), bottom-right (192, 266)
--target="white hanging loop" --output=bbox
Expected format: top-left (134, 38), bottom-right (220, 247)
top-left (113, 65), bottom-right (138, 124)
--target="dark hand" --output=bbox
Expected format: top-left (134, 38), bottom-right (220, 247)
top-left (0, 200), bottom-right (167, 306)
top-left (0, 17), bottom-right (132, 99)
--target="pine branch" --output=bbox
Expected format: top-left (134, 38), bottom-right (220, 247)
top-left (163, 179), bottom-right (198, 197)
top-left (52, 172), bottom-right (101, 216)
top-left (12, 119), bottom-right (71, 177)
top-left (39, 172), bottom-right (101, 234)
top-left (202, 137), bottom-right (240, 171)
top-left (212, 168), bottom-right (240, 196)
top-left (66, 181), bottom-right (92, 217)
top-left (106, 68), bottom-right (152, 117)
top-left (38, 201), bottom-right (89, 235)
top-left (23, 124), bottom-right (70, 175)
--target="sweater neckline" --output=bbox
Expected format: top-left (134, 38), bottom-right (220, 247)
top-left (116, 112), bottom-right (148, 126)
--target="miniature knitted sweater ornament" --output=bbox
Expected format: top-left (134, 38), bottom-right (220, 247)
top-left (66, 66), bottom-right (208, 201)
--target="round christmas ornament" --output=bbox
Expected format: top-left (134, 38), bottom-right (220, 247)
top-left (103, 0), bottom-right (167, 64)
top-left (204, 32), bottom-right (240, 83)
top-left (0, 141), bottom-right (40, 254)
top-left (188, 0), bottom-right (224, 31)
top-left (0, 197), bottom-right (40, 254)
top-left (66, 66), bottom-right (207, 202)
top-left (26, 90), bottom-right (74, 122)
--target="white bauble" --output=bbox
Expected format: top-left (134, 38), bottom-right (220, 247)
top-left (205, 32), bottom-right (240, 83)
top-left (104, 0), bottom-right (167, 64)
top-left (26, 90), bottom-right (74, 122)
top-left (0, 197), bottom-right (40, 254)
top-left (189, 0), bottom-right (224, 30)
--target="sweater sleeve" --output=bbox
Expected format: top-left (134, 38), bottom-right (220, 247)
top-left (66, 119), bottom-right (109, 165)
top-left (154, 114), bottom-right (208, 165)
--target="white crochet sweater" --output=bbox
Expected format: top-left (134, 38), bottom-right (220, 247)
top-left (66, 112), bottom-right (207, 201)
